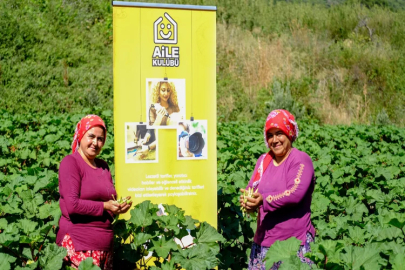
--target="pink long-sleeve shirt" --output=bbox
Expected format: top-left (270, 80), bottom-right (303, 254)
top-left (246, 148), bottom-right (316, 247)
top-left (56, 151), bottom-right (117, 251)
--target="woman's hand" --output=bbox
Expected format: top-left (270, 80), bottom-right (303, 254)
top-left (134, 145), bottom-right (149, 160)
top-left (104, 200), bottom-right (120, 214)
top-left (154, 107), bottom-right (168, 126)
top-left (140, 133), bottom-right (151, 145)
top-left (240, 189), bottom-right (263, 213)
top-left (117, 196), bottom-right (132, 214)
top-left (104, 197), bottom-right (133, 215)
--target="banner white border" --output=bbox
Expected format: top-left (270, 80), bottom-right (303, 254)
top-left (112, 1), bottom-right (217, 11)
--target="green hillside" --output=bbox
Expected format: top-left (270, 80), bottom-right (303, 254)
top-left (1, 0), bottom-right (405, 125)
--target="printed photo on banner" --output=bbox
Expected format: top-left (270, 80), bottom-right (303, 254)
top-left (177, 120), bottom-right (208, 160)
top-left (125, 122), bottom-right (158, 163)
top-left (146, 78), bottom-right (186, 129)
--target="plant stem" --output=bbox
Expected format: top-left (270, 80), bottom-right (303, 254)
top-left (0, 243), bottom-right (27, 264)
top-left (29, 243), bottom-right (35, 262)
top-left (34, 225), bottom-right (53, 261)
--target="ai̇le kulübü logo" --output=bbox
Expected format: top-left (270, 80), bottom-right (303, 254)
top-left (152, 13), bottom-right (179, 67)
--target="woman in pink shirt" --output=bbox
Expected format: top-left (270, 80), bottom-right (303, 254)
top-left (57, 115), bottom-right (132, 269)
top-left (240, 109), bottom-right (316, 269)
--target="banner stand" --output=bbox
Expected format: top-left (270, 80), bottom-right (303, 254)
top-left (113, 2), bottom-right (217, 228)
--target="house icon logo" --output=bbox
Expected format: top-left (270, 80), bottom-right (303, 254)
top-left (154, 13), bottom-right (177, 44)
top-left (152, 12), bottom-right (179, 67)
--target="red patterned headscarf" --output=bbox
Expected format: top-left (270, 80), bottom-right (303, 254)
top-left (71, 115), bottom-right (107, 153)
top-left (264, 109), bottom-right (298, 147)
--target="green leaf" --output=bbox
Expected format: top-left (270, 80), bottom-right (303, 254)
top-left (195, 222), bottom-right (226, 244)
top-left (376, 167), bottom-right (393, 181)
top-left (33, 177), bottom-right (51, 192)
top-left (29, 149), bottom-right (37, 159)
top-left (388, 218), bottom-right (405, 230)
top-left (348, 226), bottom-right (367, 245)
top-left (42, 157), bottom-right (51, 167)
top-left (78, 257), bottom-right (102, 270)
top-left (18, 219), bottom-right (38, 234)
top-left (114, 244), bottom-right (141, 263)
top-left (128, 201), bottom-right (158, 228)
top-left (0, 218), bottom-right (8, 229)
top-left (332, 168), bottom-right (345, 180)
top-left (264, 237), bottom-right (308, 270)
top-left (38, 243), bottom-right (67, 270)
top-left (56, 140), bottom-right (70, 149)
top-left (392, 254), bottom-right (405, 270)
top-left (150, 236), bottom-right (178, 258)
top-left (161, 215), bottom-right (182, 235)
top-left (20, 148), bottom-right (30, 160)
top-left (38, 201), bottom-right (61, 221)
top-left (375, 227), bottom-right (402, 241)
top-left (229, 171), bottom-right (248, 188)
top-left (132, 233), bottom-right (152, 248)
top-left (44, 134), bottom-right (58, 143)
top-left (162, 204), bottom-right (186, 223)
top-left (23, 247), bottom-right (33, 260)
top-left (172, 243), bottom-right (218, 270)
top-left (0, 223), bottom-right (19, 245)
top-left (38, 203), bottom-right (53, 219)
top-left (20, 190), bottom-right (44, 217)
top-left (340, 244), bottom-right (385, 270)
top-left (101, 110), bottom-right (112, 117)
top-left (308, 240), bottom-right (344, 265)
top-left (279, 258), bottom-right (312, 269)
top-left (23, 175), bottom-right (38, 186)
top-left (149, 259), bottom-right (176, 270)
top-left (0, 253), bottom-right (17, 270)
top-left (15, 184), bottom-right (28, 195)
top-left (183, 215), bottom-right (198, 230)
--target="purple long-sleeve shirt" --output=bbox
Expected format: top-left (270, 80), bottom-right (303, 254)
top-left (246, 148), bottom-right (315, 247)
top-left (56, 151), bottom-right (117, 251)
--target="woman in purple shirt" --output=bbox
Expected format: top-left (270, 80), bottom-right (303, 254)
top-left (56, 115), bottom-right (132, 269)
top-left (240, 109), bottom-right (316, 269)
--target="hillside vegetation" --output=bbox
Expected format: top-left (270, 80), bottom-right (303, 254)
top-left (1, 0), bottom-right (405, 125)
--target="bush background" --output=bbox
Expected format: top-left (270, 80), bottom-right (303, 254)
top-left (1, 0), bottom-right (405, 125)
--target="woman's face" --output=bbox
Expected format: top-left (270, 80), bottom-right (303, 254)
top-left (159, 82), bottom-right (171, 102)
top-left (79, 126), bottom-right (105, 160)
top-left (266, 128), bottom-right (292, 162)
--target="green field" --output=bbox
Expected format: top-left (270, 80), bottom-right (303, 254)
top-left (1, 113), bottom-right (405, 269)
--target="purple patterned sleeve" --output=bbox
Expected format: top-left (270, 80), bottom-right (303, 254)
top-left (261, 152), bottom-right (314, 212)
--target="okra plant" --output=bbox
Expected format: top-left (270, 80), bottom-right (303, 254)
top-left (240, 187), bottom-right (258, 218)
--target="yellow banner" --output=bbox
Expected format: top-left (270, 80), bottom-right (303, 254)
top-left (113, 2), bottom-right (217, 227)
